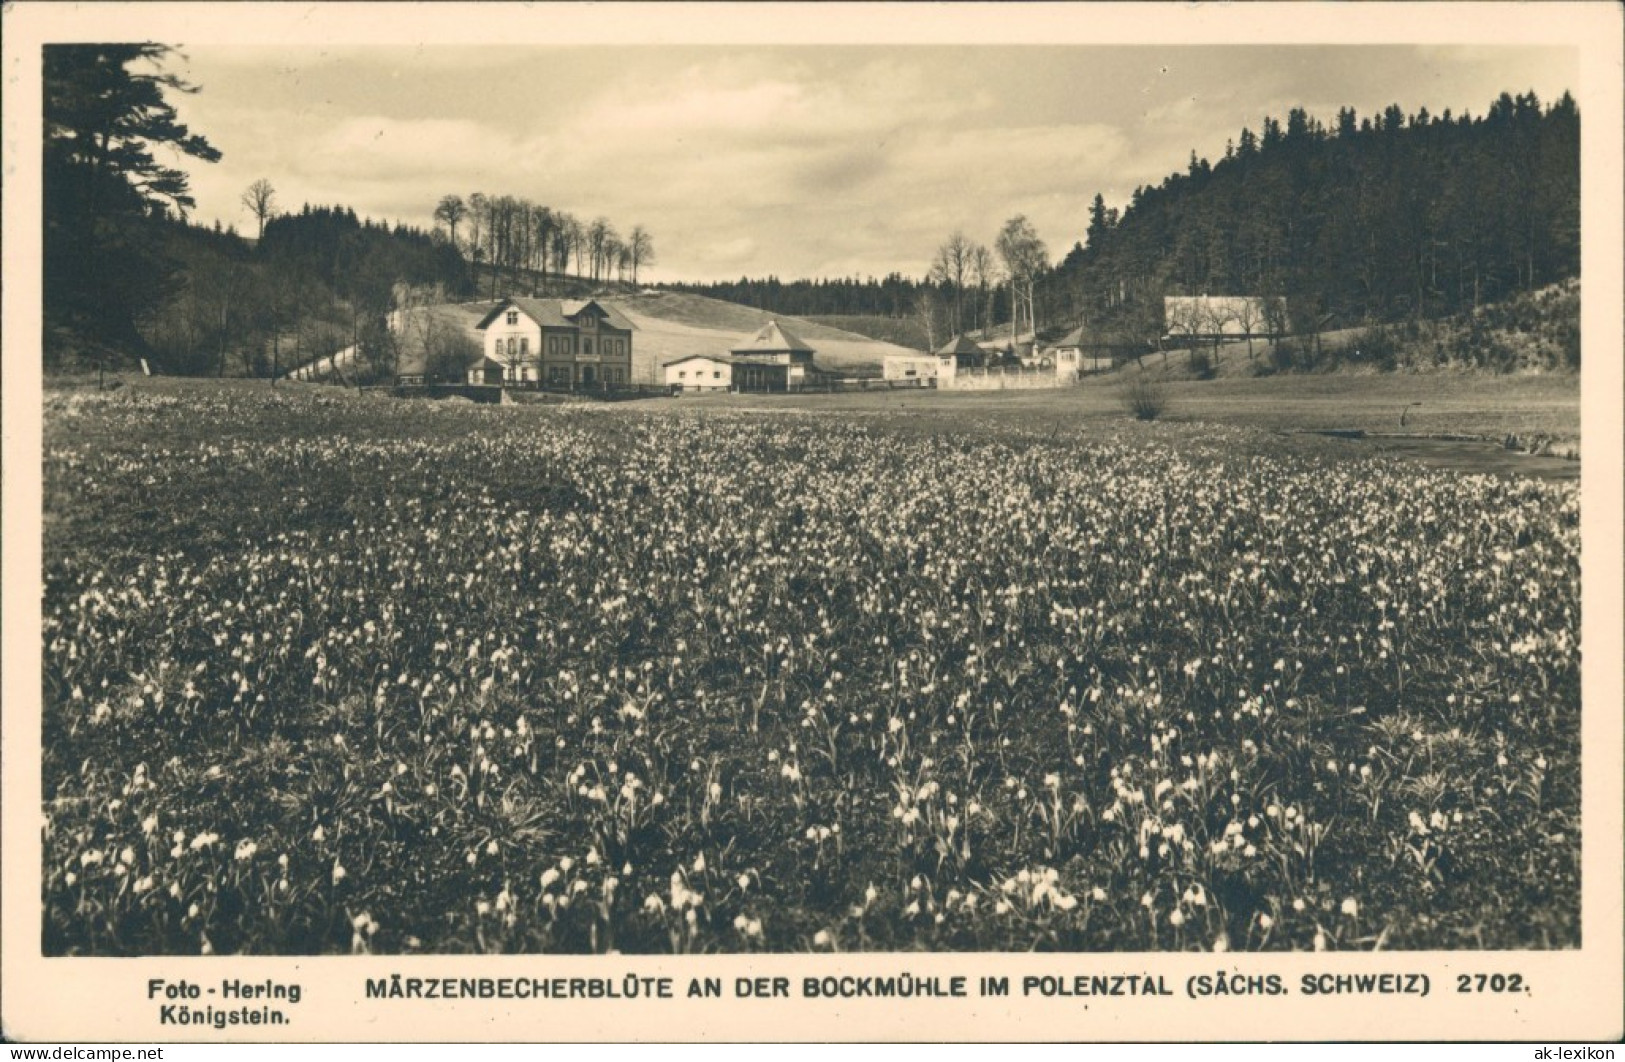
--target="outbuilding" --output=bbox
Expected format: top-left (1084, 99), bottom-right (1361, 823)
top-left (729, 320), bottom-right (818, 390)
top-left (1052, 326), bottom-right (1116, 377)
top-left (664, 355), bottom-right (734, 392)
top-left (882, 353), bottom-right (940, 382)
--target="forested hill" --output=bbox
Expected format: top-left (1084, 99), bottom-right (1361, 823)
top-left (126, 208), bottom-right (472, 377)
top-left (257, 206), bottom-right (471, 308)
top-left (1050, 92), bottom-right (1579, 336)
top-left (42, 45), bottom-right (475, 374)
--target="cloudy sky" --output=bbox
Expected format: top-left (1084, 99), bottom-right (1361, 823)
top-left (166, 43), bottom-right (1575, 283)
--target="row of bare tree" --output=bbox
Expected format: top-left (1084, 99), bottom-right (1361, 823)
top-left (919, 216), bottom-right (1048, 350)
top-left (432, 193), bottom-right (653, 293)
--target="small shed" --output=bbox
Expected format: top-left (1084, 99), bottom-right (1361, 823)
top-left (467, 355), bottom-right (506, 386)
top-left (883, 353), bottom-right (941, 382)
top-left (1052, 326), bottom-right (1116, 377)
top-left (934, 334), bottom-right (987, 367)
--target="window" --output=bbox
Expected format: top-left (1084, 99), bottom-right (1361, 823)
top-left (520, 338), bottom-right (529, 356)
top-left (713, 371), bottom-right (721, 379)
top-left (506, 310), bottom-right (518, 326)
top-left (507, 337), bottom-right (516, 357)
top-left (583, 340), bottom-right (593, 356)
top-left (679, 371), bottom-right (687, 379)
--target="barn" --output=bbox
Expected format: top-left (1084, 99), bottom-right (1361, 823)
top-left (664, 355), bottom-right (734, 392)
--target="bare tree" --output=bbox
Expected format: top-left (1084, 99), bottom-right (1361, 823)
top-left (1200, 299), bottom-right (1238, 360)
top-left (586, 217), bottom-right (614, 282)
top-left (560, 214), bottom-right (585, 277)
top-left (240, 178), bottom-right (276, 241)
top-left (1164, 298), bottom-right (1201, 350)
top-left (996, 215), bottom-right (1047, 346)
top-left (929, 230), bottom-right (973, 336)
top-left (628, 225), bottom-right (655, 285)
top-left (433, 194), bottom-right (467, 250)
top-left (1234, 298), bottom-right (1264, 360)
top-left (914, 288), bottom-right (946, 352)
top-left (529, 204), bottom-right (555, 278)
top-left (967, 243), bottom-right (994, 335)
top-left (550, 215), bottom-right (576, 276)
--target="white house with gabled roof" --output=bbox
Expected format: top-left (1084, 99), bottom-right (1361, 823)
top-left (663, 354), bottom-right (735, 392)
top-left (472, 297), bottom-right (636, 387)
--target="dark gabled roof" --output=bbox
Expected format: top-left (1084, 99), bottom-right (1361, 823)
top-left (731, 319), bottom-right (814, 355)
top-left (474, 297), bottom-right (636, 332)
top-left (934, 334), bottom-right (984, 357)
top-left (1055, 326), bottom-right (1088, 348)
top-left (561, 298), bottom-right (636, 330)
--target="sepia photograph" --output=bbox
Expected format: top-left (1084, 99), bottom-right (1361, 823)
top-left (5, 0), bottom-right (1623, 1044)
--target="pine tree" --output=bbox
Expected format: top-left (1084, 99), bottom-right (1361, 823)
top-left (44, 44), bottom-right (222, 356)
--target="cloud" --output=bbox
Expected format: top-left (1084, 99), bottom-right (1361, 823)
top-left (164, 43), bottom-right (1579, 281)
top-left (304, 117), bottom-right (504, 181)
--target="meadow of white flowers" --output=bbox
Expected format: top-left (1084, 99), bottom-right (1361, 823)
top-left (41, 385), bottom-right (1579, 954)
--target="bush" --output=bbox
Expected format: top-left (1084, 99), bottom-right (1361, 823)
top-left (1121, 376), bottom-right (1167, 421)
top-left (1270, 339), bottom-right (1300, 373)
top-left (1354, 326), bottom-right (1400, 372)
top-left (1187, 347), bottom-right (1216, 380)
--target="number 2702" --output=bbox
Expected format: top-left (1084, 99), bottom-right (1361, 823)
top-left (1457, 973), bottom-right (1525, 993)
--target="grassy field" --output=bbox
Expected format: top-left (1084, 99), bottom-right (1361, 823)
top-left (655, 368), bottom-right (1580, 469)
top-left (40, 377), bottom-right (1579, 954)
top-left (801, 314), bottom-right (932, 352)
